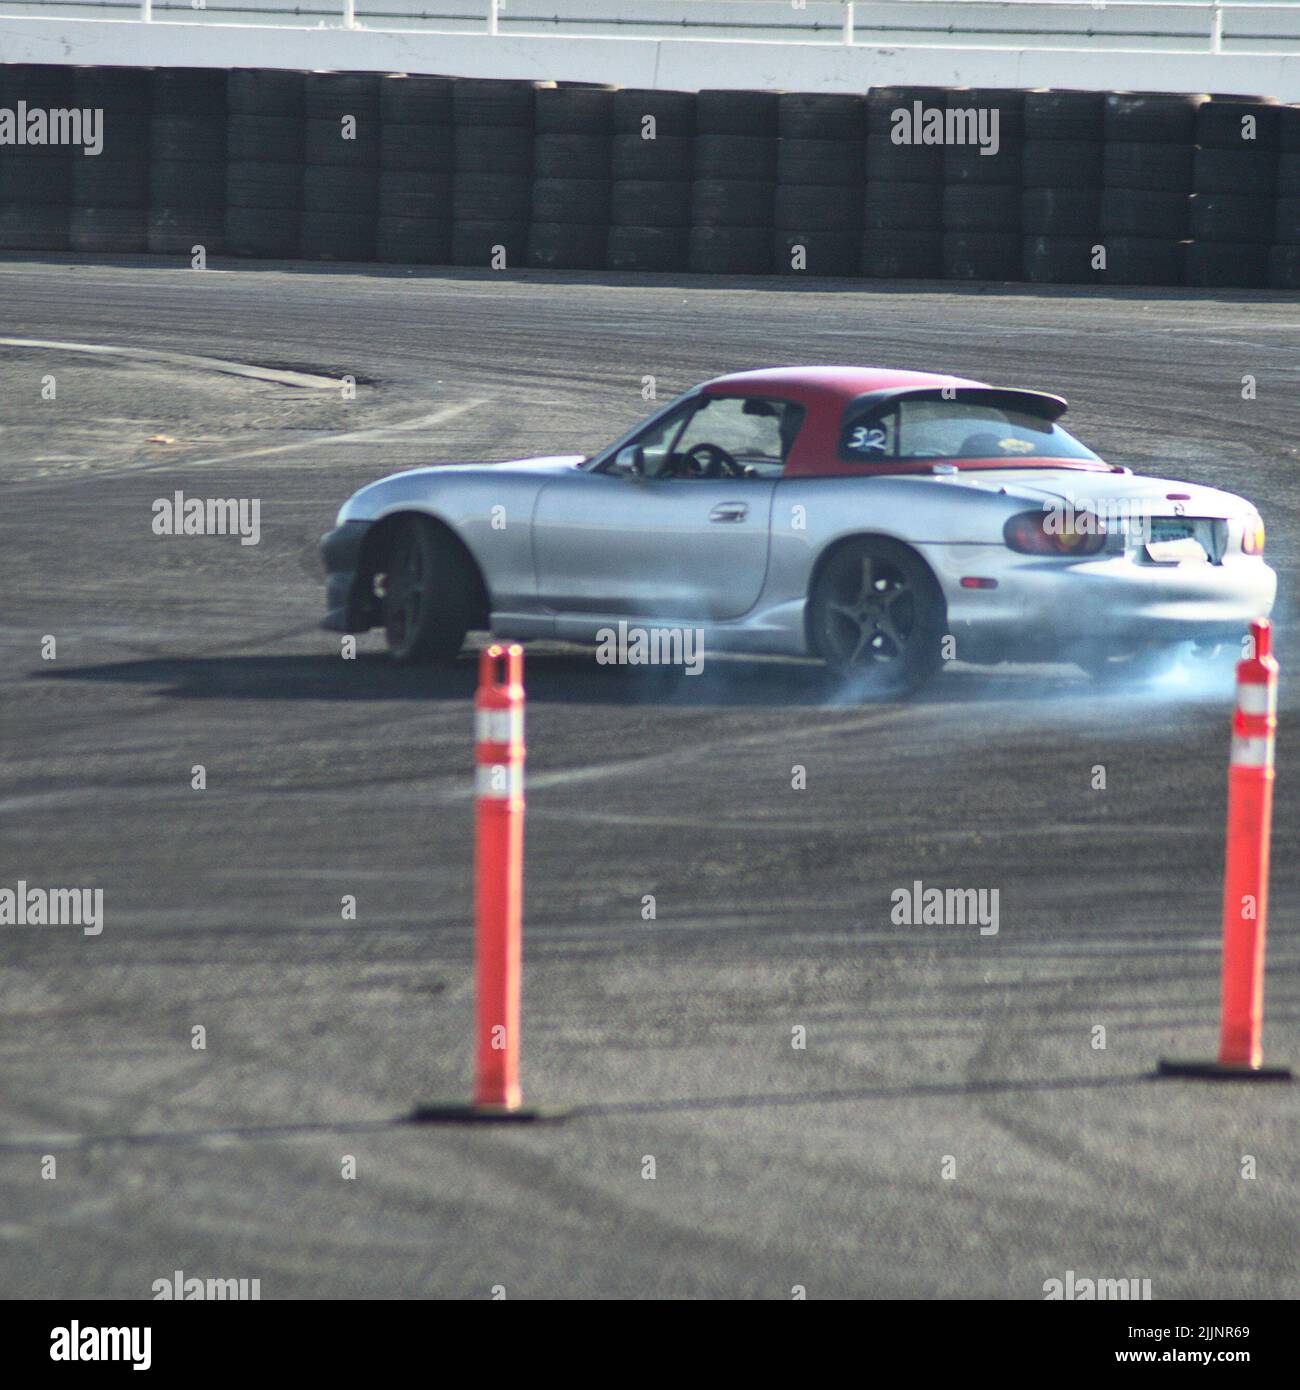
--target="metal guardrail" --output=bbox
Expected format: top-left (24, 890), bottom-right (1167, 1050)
top-left (5, 0), bottom-right (1300, 53)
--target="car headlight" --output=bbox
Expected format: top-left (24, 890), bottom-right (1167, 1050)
top-left (1003, 510), bottom-right (1107, 557)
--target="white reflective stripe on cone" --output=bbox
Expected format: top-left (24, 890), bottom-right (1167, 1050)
top-left (476, 763), bottom-right (523, 798)
top-left (1231, 735), bottom-right (1274, 769)
top-left (1236, 682), bottom-right (1277, 718)
top-left (475, 708), bottom-right (524, 744)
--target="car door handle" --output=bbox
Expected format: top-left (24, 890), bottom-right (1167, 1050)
top-left (709, 502), bottom-right (749, 523)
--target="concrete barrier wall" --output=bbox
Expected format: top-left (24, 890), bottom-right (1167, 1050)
top-left (1, 63), bottom-right (1296, 287)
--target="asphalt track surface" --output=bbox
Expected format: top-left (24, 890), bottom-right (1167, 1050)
top-left (1, 257), bottom-right (1298, 1300)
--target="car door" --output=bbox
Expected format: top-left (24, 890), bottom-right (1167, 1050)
top-left (530, 396), bottom-right (783, 624)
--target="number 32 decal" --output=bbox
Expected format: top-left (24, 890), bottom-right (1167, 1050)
top-left (847, 426), bottom-right (888, 454)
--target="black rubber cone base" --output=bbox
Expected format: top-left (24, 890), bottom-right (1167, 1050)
top-left (1157, 1058), bottom-right (1292, 1081)
top-left (408, 1101), bottom-right (566, 1124)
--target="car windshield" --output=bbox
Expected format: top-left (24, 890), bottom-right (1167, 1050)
top-left (840, 400), bottom-right (1101, 464)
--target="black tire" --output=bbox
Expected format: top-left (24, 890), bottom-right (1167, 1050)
top-left (1189, 192), bottom-right (1274, 243)
top-left (300, 210), bottom-right (376, 261)
top-left (305, 72), bottom-right (382, 123)
top-left (1104, 92), bottom-right (1207, 144)
top-left (1022, 186), bottom-right (1101, 235)
top-left (533, 133), bottom-right (611, 180)
top-left (380, 74), bottom-right (454, 126)
top-left (1022, 139), bottom-right (1103, 189)
top-left (693, 134), bottom-right (777, 181)
top-left (526, 221), bottom-right (607, 269)
top-left (693, 179), bottom-right (775, 228)
top-left (1098, 236), bottom-right (1185, 286)
top-left (1024, 90), bottom-right (1105, 142)
top-left (73, 68), bottom-right (149, 114)
top-left (862, 228), bottom-right (943, 278)
top-left (453, 172), bottom-right (531, 222)
top-left (381, 518), bottom-right (479, 664)
top-left (73, 159), bottom-right (149, 209)
top-left (942, 141), bottom-right (1023, 185)
top-left (610, 180), bottom-right (692, 228)
top-left (451, 220), bottom-right (529, 267)
top-left (866, 87), bottom-right (953, 135)
top-left (94, 115), bottom-right (151, 162)
top-left (1184, 241), bottom-right (1270, 287)
top-left (1275, 196), bottom-right (1300, 244)
top-left (612, 132), bottom-right (692, 181)
top-left (305, 118), bottom-right (380, 167)
top-left (613, 90), bottom-right (696, 137)
top-left (150, 161), bottom-right (227, 210)
top-left (0, 154), bottom-right (71, 205)
top-left (945, 88), bottom-right (1026, 139)
top-left (376, 215), bottom-right (452, 264)
top-left (1280, 154), bottom-right (1300, 195)
top-left (228, 69), bottom-right (304, 118)
top-left (303, 166), bottom-right (379, 214)
top-left (455, 125), bottom-right (533, 176)
top-left (863, 180), bottom-right (942, 230)
top-left (773, 228), bottom-right (860, 276)
top-left (379, 169), bottom-right (452, 220)
top-left (942, 231), bottom-right (1021, 279)
top-left (864, 134), bottom-right (944, 183)
top-left (68, 207), bottom-right (147, 253)
top-left (1100, 188), bottom-right (1188, 237)
top-left (381, 122), bottom-right (453, 173)
top-left (228, 114), bottom-right (306, 163)
top-left (1193, 147), bottom-right (1278, 194)
top-left (150, 116), bottom-right (227, 163)
top-left (777, 139), bottom-right (864, 187)
top-left (778, 93), bottom-right (864, 142)
top-left (147, 208), bottom-right (226, 255)
top-left (697, 90), bottom-right (779, 137)
top-left (151, 68), bottom-right (226, 115)
top-left (688, 224), bottom-right (773, 274)
top-left (453, 78), bottom-right (546, 128)
top-left (0, 63), bottom-right (72, 107)
top-left (1269, 243), bottom-right (1300, 288)
top-left (227, 162), bottom-right (304, 211)
top-left (531, 177), bottom-right (610, 225)
top-left (0, 205), bottom-right (70, 250)
top-left (775, 183), bottom-right (862, 232)
top-left (807, 539), bottom-right (946, 695)
top-left (535, 85), bottom-right (613, 135)
top-left (1103, 141), bottom-right (1194, 192)
top-left (943, 184), bottom-right (1020, 233)
top-left (226, 206), bottom-right (300, 257)
top-left (606, 224), bottom-right (689, 270)
top-left (1023, 234), bottom-right (1098, 283)
top-left (1196, 99), bottom-right (1280, 150)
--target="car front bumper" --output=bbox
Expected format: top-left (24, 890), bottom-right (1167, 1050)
top-left (320, 519), bottom-right (377, 633)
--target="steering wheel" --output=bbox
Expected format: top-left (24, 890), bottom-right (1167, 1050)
top-left (682, 442), bottom-right (743, 479)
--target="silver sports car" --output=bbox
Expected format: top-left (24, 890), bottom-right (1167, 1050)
top-left (321, 366), bottom-right (1276, 693)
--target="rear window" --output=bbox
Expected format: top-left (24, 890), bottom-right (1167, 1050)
top-left (839, 399), bottom-right (1100, 463)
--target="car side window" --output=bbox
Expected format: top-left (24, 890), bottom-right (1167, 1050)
top-left (670, 396), bottom-right (805, 479)
top-left (840, 406), bottom-right (899, 459)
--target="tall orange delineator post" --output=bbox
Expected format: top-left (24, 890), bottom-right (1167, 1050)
top-left (413, 644), bottom-right (551, 1123)
top-left (1159, 618), bottom-right (1292, 1081)
top-left (473, 643), bottom-right (525, 1111)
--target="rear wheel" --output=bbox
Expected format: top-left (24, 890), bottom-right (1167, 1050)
top-left (808, 539), bottom-right (946, 696)
top-left (380, 517), bottom-right (478, 664)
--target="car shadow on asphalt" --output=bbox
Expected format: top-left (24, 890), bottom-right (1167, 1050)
top-left (38, 650), bottom-right (1093, 708)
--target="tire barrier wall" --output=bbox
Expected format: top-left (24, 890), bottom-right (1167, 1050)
top-left (1, 66), bottom-right (1297, 288)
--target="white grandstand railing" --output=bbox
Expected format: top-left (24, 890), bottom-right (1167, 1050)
top-left (9, 0), bottom-right (1300, 54)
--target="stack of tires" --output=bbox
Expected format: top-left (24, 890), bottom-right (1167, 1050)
top-left (453, 79), bottom-right (543, 269)
top-left (302, 71), bottom-right (381, 262)
top-left (689, 88), bottom-right (778, 275)
top-left (774, 93), bottom-right (864, 277)
top-left (379, 74), bottom-right (454, 264)
top-left (942, 88), bottom-right (1024, 280)
top-left (0, 64), bottom-right (72, 251)
top-left (1021, 89), bottom-right (1105, 284)
top-left (1273, 107), bottom-right (1300, 289)
top-left (226, 68), bottom-right (305, 259)
top-left (861, 86), bottom-right (946, 279)
top-left (528, 83), bottom-right (614, 270)
top-left (1186, 95), bottom-right (1279, 288)
top-left (608, 89), bottom-right (695, 272)
top-left (1100, 92), bottom-right (1204, 285)
top-left (71, 66), bottom-right (151, 253)
top-left (149, 68), bottom-right (226, 257)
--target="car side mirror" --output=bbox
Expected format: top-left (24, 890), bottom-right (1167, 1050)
top-left (616, 445), bottom-right (644, 476)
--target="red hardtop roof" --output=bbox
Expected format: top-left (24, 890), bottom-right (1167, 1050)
top-left (700, 365), bottom-right (989, 403)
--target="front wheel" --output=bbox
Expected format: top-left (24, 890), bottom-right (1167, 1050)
top-left (381, 517), bottom-right (477, 664)
top-left (808, 539), bottom-right (947, 696)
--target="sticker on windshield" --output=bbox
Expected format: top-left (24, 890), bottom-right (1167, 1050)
top-left (845, 425), bottom-right (889, 455)
top-left (998, 437), bottom-right (1036, 453)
